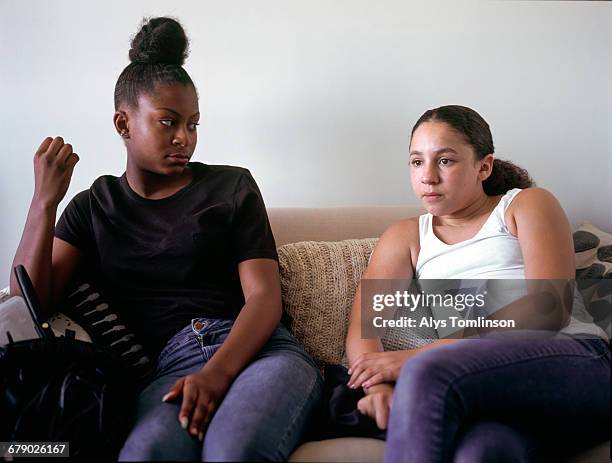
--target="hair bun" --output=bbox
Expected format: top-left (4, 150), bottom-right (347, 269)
top-left (129, 17), bottom-right (189, 65)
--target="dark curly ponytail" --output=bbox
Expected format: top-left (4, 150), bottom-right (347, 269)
top-left (114, 17), bottom-right (195, 109)
top-left (410, 105), bottom-right (533, 195)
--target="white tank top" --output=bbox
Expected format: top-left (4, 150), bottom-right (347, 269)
top-left (414, 188), bottom-right (607, 340)
top-left (416, 188), bottom-right (524, 279)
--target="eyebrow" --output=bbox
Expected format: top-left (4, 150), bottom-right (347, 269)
top-left (409, 147), bottom-right (458, 156)
top-left (156, 108), bottom-right (200, 118)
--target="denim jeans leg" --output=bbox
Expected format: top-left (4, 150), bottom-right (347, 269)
top-left (202, 324), bottom-right (323, 461)
top-left (453, 421), bottom-right (543, 463)
top-left (384, 336), bottom-right (611, 463)
top-left (118, 322), bottom-right (215, 462)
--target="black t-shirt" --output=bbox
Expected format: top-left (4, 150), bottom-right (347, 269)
top-left (55, 162), bottom-right (278, 356)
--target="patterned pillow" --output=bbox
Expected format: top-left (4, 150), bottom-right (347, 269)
top-left (573, 223), bottom-right (612, 336)
top-left (278, 238), bottom-right (437, 366)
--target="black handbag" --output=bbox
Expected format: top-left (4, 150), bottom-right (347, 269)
top-left (0, 266), bottom-right (137, 460)
top-left (0, 337), bottom-right (137, 460)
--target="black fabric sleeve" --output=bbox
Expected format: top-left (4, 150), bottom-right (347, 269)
top-left (230, 170), bottom-right (278, 263)
top-left (54, 190), bottom-right (94, 251)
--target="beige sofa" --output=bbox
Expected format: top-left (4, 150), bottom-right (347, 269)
top-left (267, 206), bottom-right (610, 463)
top-left (1, 206), bottom-right (608, 462)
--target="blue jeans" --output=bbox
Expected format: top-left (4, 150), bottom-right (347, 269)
top-left (118, 318), bottom-right (322, 461)
top-left (385, 334), bottom-right (611, 463)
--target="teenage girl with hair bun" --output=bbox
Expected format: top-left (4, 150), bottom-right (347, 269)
top-left (10, 17), bottom-right (322, 461)
top-left (345, 105), bottom-right (610, 462)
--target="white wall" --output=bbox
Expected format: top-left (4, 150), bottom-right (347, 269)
top-left (1, 0), bottom-right (611, 286)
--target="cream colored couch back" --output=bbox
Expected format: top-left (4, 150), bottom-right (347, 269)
top-left (268, 206), bottom-right (425, 246)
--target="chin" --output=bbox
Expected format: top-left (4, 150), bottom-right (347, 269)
top-left (159, 163), bottom-right (189, 176)
top-left (421, 201), bottom-right (450, 217)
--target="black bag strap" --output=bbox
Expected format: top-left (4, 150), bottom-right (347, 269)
top-left (13, 265), bottom-right (55, 339)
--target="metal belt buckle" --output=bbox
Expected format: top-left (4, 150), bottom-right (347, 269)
top-left (192, 320), bottom-right (207, 333)
top-left (191, 319), bottom-right (208, 349)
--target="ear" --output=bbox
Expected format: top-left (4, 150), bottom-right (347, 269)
top-left (113, 111), bottom-right (130, 138)
top-left (478, 154), bottom-right (495, 182)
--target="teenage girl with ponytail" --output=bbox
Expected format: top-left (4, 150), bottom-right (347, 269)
top-left (345, 105), bottom-right (610, 462)
top-left (10, 17), bottom-right (322, 461)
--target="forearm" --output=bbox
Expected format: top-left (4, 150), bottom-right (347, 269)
top-left (361, 338), bottom-right (461, 395)
top-left (203, 291), bottom-right (282, 381)
top-left (469, 283), bottom-right (571, 335)
top-left (346, 286), bottom-right (385, 367)
top-left (346, 331), bottom-right (384, 369)
top-left (9, 199), bottom-right (57, 312)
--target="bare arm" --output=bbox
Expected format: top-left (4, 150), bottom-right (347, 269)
top-left (346, 219), bottom-right (418, 367)
top-left (510, 188), bottom-right (575, 279)
top-left (508, 188), bottom-right (575, 330)
top-left (204, 258), bottom-right (282, 380)
top-left (10, 216), bottom-right (81, 315)
top-left (9, 201), bottom-right (56, 306)
top-left (163, 258), bottom-right (282, 439)
top-left (467, 188), bottom-right (576, 334)
top-left (347, 219), bottom-right (471, 391)
top-left (9, 137), bottom-right (80, 315)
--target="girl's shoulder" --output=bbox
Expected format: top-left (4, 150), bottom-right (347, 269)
top-left (505, 187), bottom-right (565, 237)
top-left (382, 216), bottom-right (420, 243)
top-left (189, 163), bottom-right (258, 192)
top-left (193, 162), bottom-right (247, 176)
top-left (371, 217), bottom-right (421, 276)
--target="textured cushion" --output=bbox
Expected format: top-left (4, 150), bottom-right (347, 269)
top-left (279, 239), bottom-right (376, 365)
top-left (573, 223), bottom-right (612, 336)
top-left (278, 238), bottom-right (437, 366)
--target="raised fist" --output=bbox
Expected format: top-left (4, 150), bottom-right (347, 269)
top-left (32, 136), bottom-right (80, 208)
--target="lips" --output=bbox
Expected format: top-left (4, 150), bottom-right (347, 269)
top-left (167, 153), bottom-right (190, 159)
top-left (166, 153), bottom-right (190, 164)
top-left (422, 193), bottom-right (443, 202)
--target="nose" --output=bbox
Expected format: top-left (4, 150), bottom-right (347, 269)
top-left (172, 125), bottom-right (193, 148)
top-left (420, 161), bottom-right (439, 185)
top-left (172, 134), bottom-right (185, 147)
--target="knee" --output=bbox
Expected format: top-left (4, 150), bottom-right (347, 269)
top-left (203, 356), bottom-right (322, 462)
top-left (203, 440), bottom-right (279, 462)
top-left (118, 405), bottom-right (199, 461)
top-left (396, 347), bottom-right (460, 397)
top-left (453, 421), bottom-right (534, 463)
top-left (119, 424), bottom-right (199, 461)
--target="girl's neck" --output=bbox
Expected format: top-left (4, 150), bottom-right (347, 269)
top-left (125, 161), bottom-right (193, 200)
top-left (435, 193), bottom-right (499, 229)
